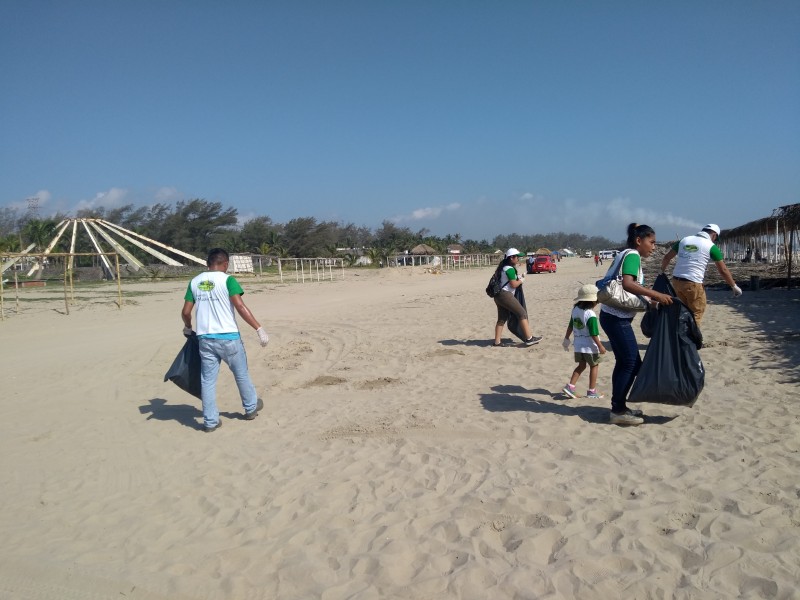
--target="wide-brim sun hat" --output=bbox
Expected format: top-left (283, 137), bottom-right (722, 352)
top-left (703, 223), bottom-right (721, 236)
top-left (504, 247), bottom-right (525, 258)
top-left (574, 283), bottom-right (598, 302)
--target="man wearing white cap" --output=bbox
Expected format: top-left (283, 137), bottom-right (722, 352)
top-left (661, 224), bottom-right (742, 326)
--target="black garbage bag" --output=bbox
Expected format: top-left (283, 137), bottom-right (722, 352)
top-left (507, 285), bottom-right (528, 342)
top-left (641, 273), bottom-right (678, 338)
top-left (628, 295), bottom-right (704, 407)
top-left (164, 333), bottom-right (202, 399)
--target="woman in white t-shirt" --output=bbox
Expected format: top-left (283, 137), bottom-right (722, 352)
top-left (492, 248), bottom-right (541, 347)
top-left (599, 224), bottom-right (673, 426)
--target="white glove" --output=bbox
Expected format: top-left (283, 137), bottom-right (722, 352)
top-left (562, 338), bottom-right (571, 351)
top-left (732, 285), bottom-right (742, 297)
top-left (183, 326), bottom-right (193, 337)
top-left (256, 327), bottom-right (269, 347)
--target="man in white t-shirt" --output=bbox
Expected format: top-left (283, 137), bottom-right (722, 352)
top-left (181, 248), bottom-right (270, 432)
top-left (661, 224), bottom-right (742, 326)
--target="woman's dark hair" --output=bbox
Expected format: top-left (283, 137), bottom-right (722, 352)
top-left (625, 223), bottom-right (655, 249)
top-left (575, 300), bottom-right (596, 310)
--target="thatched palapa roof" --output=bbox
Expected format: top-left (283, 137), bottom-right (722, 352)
top-left (410, 244), bottom-right (438, 255)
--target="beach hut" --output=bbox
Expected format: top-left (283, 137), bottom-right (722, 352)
top-left (410, 244), bottom-right (438, 255)
top-left (534, 247), bottom-right (552, 256)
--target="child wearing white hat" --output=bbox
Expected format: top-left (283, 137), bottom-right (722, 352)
top-left (562, 284), bottom-right (607, 399)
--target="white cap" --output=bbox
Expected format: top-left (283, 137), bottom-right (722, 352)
top-left (504, 247), bottom-right (525, 258)
top-left (702, 224), bottom-right (721, 236)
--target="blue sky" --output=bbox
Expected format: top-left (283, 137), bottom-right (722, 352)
top-left (2, 1), bottom-right (798, 242)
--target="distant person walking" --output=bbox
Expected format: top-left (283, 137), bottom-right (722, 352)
top-left (660, 223), bottom-right (742, 327)
top-left (600, 224), bottom-right (673, 426)
top-left (181, 248), bottom-right (269, 432)
top-left (594, 254), bottom-right (600, 267)
top-left (562, 284), bottom-right (607, 400)
top-left (492, 248), bottom-right (542, 347)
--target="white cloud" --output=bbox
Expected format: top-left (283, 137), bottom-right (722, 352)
top-left (154, 186), bottom-right (181, 202)
top-left (33, 189), bottom-right (52, 206)
top-left (605, 197), bottom-right (701, 231)
top-left (75, 187), bottom-right (130, 212)
top-left (392, 202), bottom-right (461, 223)
top-left (6, 190), bottom-right (53, 213)
top-left (426, 192), bottom-right (703, 241)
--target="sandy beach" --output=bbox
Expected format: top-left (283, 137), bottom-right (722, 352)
top-left (1, 257), bottom-right (798, 599)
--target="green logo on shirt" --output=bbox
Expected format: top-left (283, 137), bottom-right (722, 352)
top-left (198, 280), bottom-right (215, 292)
top-left (572, 318), bottom-right (585, 330)
top-left (684, 244), bottom-right (699, 253)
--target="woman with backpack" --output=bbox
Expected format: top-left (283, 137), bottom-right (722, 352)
top-left (492, 248), bottom-right (542, 347)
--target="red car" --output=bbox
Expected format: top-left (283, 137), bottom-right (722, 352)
top-left (529, 255), bottom-right (557, 274)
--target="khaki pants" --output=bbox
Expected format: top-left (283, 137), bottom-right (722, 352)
top-left (672, 278), bottom-right (707, 326)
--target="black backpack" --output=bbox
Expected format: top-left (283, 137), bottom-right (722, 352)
top-left (485, 266), bottom-right (504, 298)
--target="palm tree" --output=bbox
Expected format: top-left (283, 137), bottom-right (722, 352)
top-left (366, 247), bottom-right (383, 267)
top-left (22, 219), bottom-right (55, 251)
top-left (0, 234), bottom-right (20, 253)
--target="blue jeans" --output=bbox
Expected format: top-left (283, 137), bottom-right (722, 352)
top-left (199, 338), bottom-right (258, 427)
top-left (599, 311), bottom-right (642, 413)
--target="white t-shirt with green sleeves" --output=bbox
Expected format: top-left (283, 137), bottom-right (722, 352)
top-left (569, 306), bottom-right (600, 354)
top-left (599, 250), bottom-right (644, 319)
top-left (500, 265), bottom-right (521, 292)
top-left (672, 231), bottom-right (723, 283)
top-left (185, 271), bottom-right (245, 337)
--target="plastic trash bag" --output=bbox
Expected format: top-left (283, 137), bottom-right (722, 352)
top-left (628, 290), bottom-right (704, 407)
top-left (507, 285), bottom-right (528, 342)
top-left (641, 273), bottom-right (680, 339)
top-left (164, 333), bottom-right (202, 399)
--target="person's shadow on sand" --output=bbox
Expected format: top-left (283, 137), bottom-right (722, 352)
top-left (440, 338), bottom-right (526, 348)
top-left (140, 398), bottom-right (243, 431)
top-left (480, 385), bottom-right (677, 425)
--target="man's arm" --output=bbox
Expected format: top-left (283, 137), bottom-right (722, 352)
top-left (181, 301), bottom-right (194, 330)
top-left (230, 294), bottom-right (261, 330)
top-left (231, 294), bottom-right (269, 346)
top-left (661, 249), bottom-right (677, 273)
top-left (714, 260), bottom-right (739, 290)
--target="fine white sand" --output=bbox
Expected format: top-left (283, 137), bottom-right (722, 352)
top-left (1, 258), bottom-right (798, 599)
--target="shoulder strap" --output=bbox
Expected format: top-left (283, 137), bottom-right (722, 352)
top-left (612, 250), bottom-right (631, 279)
top-left (600, 250), bottom-right (626, 281)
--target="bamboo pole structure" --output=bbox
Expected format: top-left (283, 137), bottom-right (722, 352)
top-left (1, 243), bottom-right (35, 274)
top-left (115, 254), bottom-right (123, 308)
top-left (98, 219), bottom-right (205, 266)
top-left (63, 258), bottom-right (70, 316)
top-left (14, 272), bottom-right (19, 313)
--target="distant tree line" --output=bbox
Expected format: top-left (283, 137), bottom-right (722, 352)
top-left (0, 199), bottom-right (620, 264)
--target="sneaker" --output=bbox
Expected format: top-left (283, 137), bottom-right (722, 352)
top-left (204, 421), bottom-right (222, 433)
top-left (609, 410), bottom-right (644, 426)
top-left (562, 384), bottom-right (577, 399)
top-left (524, 335), bottom-right (542, 346)
top-left (244, 398), bottom-right (264, 420)
top-left (629, 409), bottom-right (643, 417)
top-left (586, 390), bottom-right (605, 399)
